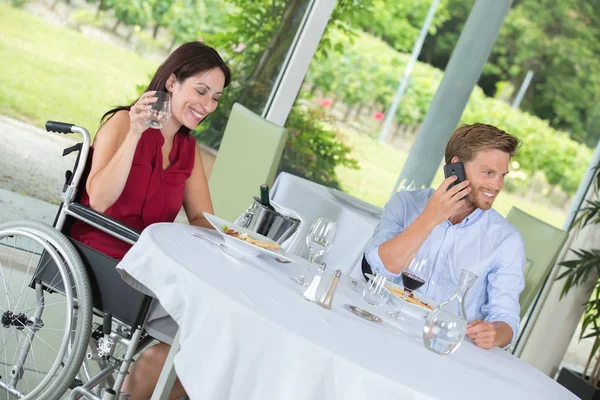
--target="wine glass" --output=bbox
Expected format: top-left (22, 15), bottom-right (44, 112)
top-left (291, 217), bottom-right (337, 285)
top-left (389, 254), bottom-right (430, 320)
top-left (145, 91), bottom-right (171, 129)
top-left (362, 274), bottom-right (390, 306)
top-left (397, 179), bottom-right (416, 192)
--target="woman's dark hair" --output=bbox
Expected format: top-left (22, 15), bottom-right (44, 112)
top-left (101, 41), bottom-right (231, 135)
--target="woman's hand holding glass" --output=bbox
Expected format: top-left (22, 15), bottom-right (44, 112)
top-left (129, 91), bottom-right (171, 137)
top-left (292, 217), bottom-right (337, 286)
top-left (144, 91), bottom-right (171, 129)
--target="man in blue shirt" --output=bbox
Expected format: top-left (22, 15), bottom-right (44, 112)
top-left (363, 123), bottom-right (525, 349)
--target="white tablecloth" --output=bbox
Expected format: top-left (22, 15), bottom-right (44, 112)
top-left (116, 223), bottom-right (576, 400)
top-left (271, 172), bottom-right (382, 277)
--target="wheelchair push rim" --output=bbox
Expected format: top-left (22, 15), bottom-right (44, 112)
top-left (0, 227), bottom-right (76, 399)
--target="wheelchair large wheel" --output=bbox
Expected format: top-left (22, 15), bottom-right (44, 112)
top-left (0, 220), bottom-right (92, 400)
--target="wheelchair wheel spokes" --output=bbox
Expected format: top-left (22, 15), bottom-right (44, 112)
top-left (0, 221), bottom-right (92, 400)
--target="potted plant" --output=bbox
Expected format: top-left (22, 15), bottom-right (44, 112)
top-left (556, 160), bottom-right (600, 400)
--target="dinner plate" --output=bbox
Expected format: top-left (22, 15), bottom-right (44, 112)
top-left (203, 212), bottom-right (292, 262)
top-left (329, 189), bottom-right (384, 217)
top-left (365, 273), bottom-right (438, 311)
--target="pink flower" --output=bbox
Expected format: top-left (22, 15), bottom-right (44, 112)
top-left (318, 98), bottom-right (333, 108)
top-left (374, 111), bottom-right (385, 120)
top-left (231, 43), bottom-right (246, 53)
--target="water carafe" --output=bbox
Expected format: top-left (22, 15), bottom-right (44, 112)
top-left (423, 269), bottom-right (478, 355)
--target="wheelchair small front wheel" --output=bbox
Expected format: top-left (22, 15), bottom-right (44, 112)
top-left (0, 220), bottom-right (92, 400)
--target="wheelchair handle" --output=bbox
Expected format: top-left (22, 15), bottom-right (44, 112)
top-left (46, 121), bottom-right (76, 134)
top-left (45, 121), bottom-right (91, 205)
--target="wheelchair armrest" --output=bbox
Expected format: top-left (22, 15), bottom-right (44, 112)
top-left (66, 203), bottom-right (140, 245)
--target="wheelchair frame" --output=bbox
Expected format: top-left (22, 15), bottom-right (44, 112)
top-left (0, 121), bottom-right (156, 400)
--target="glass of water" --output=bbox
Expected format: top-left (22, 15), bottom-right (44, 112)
top-left (145, 91), bottom-right (171, 129)
top-left (291, 217), bottom-right (337, 286)
top-left (362, 274), bottom-right (390, 307)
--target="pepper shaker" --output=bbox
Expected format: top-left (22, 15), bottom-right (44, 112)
top-left (318, 269), bottom-right (341, 309)
top-left (303, 263), bottom-right (326, 302)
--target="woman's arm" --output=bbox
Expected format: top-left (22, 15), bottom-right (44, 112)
top-left (86, 111), bottom-right (139, 212)
top-left (182, 146), bottom-right (214, 229)
top-left (86, 92), bottom-right (157, 212)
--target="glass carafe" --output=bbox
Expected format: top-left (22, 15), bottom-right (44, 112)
top-left (423, 269), bottom-right (478, 355)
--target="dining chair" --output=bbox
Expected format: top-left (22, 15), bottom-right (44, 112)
top-left (506, 207), bottom-right (568, 319)
top-left (208, 103), bottom-right (288, 222)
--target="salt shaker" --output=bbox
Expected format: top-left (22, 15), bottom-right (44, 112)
top-left (318, 269), bottom-right (341, 309)
top-left (303, 263), bottom-right (326, 302)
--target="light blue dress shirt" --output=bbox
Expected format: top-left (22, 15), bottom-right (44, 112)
top-left (365, 189), bottom-right (525, 343)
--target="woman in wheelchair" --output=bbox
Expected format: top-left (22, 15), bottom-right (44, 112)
top-left (68, 41), bottom-right (231, 400)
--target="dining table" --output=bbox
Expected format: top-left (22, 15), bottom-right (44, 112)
top-left (116, 222), bottom-right (577, 400)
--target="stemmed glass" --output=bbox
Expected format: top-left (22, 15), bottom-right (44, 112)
top-left (389, 254), bottom-right (430, 320)
top-left (291, 217), bottom-right (337, 286)
top-left (145, 91), bottom-right (171, 129)
top-left (397, 179), bottom-right (416, 192)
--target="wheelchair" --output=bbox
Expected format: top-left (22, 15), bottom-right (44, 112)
top-left (0, 122), bottom-right (156, 400)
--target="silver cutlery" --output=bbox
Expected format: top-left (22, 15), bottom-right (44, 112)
top-left (190, 232), bottom-right (229, 249)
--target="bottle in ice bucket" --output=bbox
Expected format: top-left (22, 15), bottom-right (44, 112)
top-left (259, 184), bottom-right (276, 211)
top-left (423, 269), bottom-right (478, 355)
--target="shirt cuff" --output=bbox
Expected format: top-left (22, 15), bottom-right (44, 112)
top-left (484, 315), bottom-right (519, 348)
top-left (365, 245), bottom-right (403, 281)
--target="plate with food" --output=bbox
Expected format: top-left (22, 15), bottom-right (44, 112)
top-left (365, 273), bottom-right (437, 311)
top-left (386, 285), bottom-right (436, 311)
top-left (203, 212), bottom-right (292, 262)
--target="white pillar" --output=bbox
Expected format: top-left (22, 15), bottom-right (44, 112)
top-left (395, 0), bottom-right (513, 188)
top-left (262, 0), bottom-right (336, 126)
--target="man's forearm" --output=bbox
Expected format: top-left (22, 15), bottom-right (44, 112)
top-left (492, 321), bottom-right (513, 348)
top-left (378, 213), bottom-right (437, 273)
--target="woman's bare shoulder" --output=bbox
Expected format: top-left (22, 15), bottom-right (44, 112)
top-left (95, 110), bottom-right (130, 144)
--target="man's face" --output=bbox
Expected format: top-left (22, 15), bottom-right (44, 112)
top-left (462, 149), bottom-right (510, 210)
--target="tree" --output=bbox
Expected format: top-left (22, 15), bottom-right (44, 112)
top-left (419, 0), bottom-right (600, 147)
top-left (149, 0), bottom-right (175, 39)
top-left (355, 0), bottom-right (451, 53)
top-left (111, 0), bottom-right (152, 36)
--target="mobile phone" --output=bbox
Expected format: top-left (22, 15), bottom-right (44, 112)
top-left (443, 162), bottom-right (466, 190)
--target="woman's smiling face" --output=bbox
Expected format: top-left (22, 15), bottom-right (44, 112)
top-left (167, 68), bottom-right (225, 130)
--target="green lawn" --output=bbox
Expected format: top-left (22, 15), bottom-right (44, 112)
top-left (336, 133), bottom-right (568, 228)
top-left (0, 4), bottom-right (157, 132)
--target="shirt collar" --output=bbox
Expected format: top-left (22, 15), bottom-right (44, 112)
top-left (459, 208), bottom-right (484, 227)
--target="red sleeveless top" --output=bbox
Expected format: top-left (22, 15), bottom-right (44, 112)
top-left (70, 128), bottom-right (196, 260)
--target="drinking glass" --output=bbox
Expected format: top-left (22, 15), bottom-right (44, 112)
top-left (291, 217), bottom-right (337, 285)
top-left (145, 91), bottom-right (171, 129)
top-left (362, 274), bottom-right (390, 306)
top-left (389, 254), bottom-right (430, 320)
top-left (423, 269), bottom-right (478, 355)
top-left (397, 179), bottom-right (416, 192)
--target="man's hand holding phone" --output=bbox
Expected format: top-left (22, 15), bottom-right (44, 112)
top-left (422, 176), bottom-right (471, 226)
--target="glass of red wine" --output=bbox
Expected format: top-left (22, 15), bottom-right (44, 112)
top-left (389, 255), bottom-right (429, 320)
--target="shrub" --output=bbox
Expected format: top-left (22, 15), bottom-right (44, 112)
top-left (279, 104), bottom-right (358, 189)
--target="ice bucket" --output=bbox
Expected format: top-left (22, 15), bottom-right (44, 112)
top-left (240, 197), bottom-right (301, 244)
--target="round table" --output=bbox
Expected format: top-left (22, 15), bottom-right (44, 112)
top-left (117, 223), bottom-right (576, 400)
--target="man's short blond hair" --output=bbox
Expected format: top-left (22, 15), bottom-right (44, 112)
top-left (444, 123), bottom-right (520, 164)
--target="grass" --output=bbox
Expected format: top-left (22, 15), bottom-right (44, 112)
top-left (0, 4), bottom-right (157, 133)
top-left (335, 132), bottom-right (568, 228)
